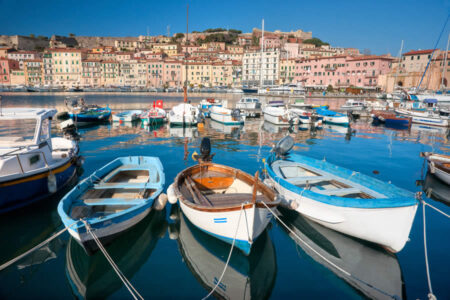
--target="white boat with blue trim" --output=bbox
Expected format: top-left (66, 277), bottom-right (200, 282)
top-left (0, 108), bottom-right (79, 213)
top-left (210, 106), bottom-right (245, 125)
top-left (112, 110), bottom-right (142, 122)
top-left (314, 107), bottom-right (350, 126)
top-left (58, 156), bottom-right (165, 253)
top-left (168, 138), bottom-right (280, 255)
top-left (264, 136), bottom-right (418, 252)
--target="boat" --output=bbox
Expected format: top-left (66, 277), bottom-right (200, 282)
top-left (242, 87), bottom-right (258, 94)
top-left (264, 136), bottom-right (418, 252)
top-left (290, 98), bottom-right (309, 108)
top-left (168, 103), bottom-right (202, 127)
top-left (68, 87), bottom-right (84, 92)
top-left (112, 110), bottom-right (142, 123)
top-left (371, 110), bottom-right (411, 128)
top-left (290, 108), bottom-right (323, 126)
top-left (279, 207), bottom-right (405, 300)
top-left (421, 152), bottom-right (450, 185)
top-left (236, 97), bottom-right (261, 110)
top-left (0, 108), bottom-right (80, 213)
top-left (423, 172), bottom-right (450, 206)
top-left (168, 138), bottom-right (280, 255)
top-left (314, 107), bottom-right (350, 126)
top-left (198, 98), bottom-right (223, 118)
top-left (210, 106), bottom-right (245, 125)
top-left (394, 108), bottom-right (449, 127)
top-left (65, 209), bottom-right (167, 299)
top-left (409, 91), bottom-right (450, 103)
top-left (57, 156), bottom-right (165, 253)
top-left (173, 206), bottom-right (277, 299)
top-left (263, 106), bottom-right (299, 126)
top-left (140, 100), bottom-right (167, 126)
top-left (65, 98), bottom-right (111, 125)
top-left (340, 99), bottom-right (367, 111)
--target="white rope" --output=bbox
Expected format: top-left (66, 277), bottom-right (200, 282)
top-left (202, 203), bottom-right (245, 300)
top-left (82, 220), bottom-right (144, 300)
top-left (0, 221), bottom-right (79, 271)
top-left (422, 202), bottom-right (436, 300)
top-left (423, 201), bottom-right (450, 218)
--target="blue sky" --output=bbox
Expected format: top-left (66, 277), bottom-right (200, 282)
top-left (1, 0), bottom-right (449, 55)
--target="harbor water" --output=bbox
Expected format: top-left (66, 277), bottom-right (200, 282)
top-left (0, 94), bottom-right (449, 299)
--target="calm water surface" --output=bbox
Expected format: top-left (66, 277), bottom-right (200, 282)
top-left (0, 94), bottom-right (449, 299)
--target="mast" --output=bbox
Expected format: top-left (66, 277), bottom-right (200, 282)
top-left (393, 40), bottom-right (403, 91)
top-left (184, 4), bottom-right (189, 103)
top-left (441, 33), bottom-right (449, 90)
top-left (259, 19), bottom-right (264, 88)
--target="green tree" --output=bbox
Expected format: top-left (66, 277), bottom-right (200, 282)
top-left (175, 33), bottom-right (185, 39)
top-left (303, 37), bottom-right (329, 47)
top-left (69, 33), bottom-right (75, 37)
top-left (326, 84), bottom-right (333, 92)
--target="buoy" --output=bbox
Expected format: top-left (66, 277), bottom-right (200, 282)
top-left (47, 171), bottom-right (57, 193)
top-left (197, 123), bottom-right (204, 129)
top-left (168, 223), bottom-right (179, 240)
top-left (278, 195), bottom-right (298, 210)
top-left (372, 170), bottom-right (379, 175)
top-left (153, 193), bottom-right (168, 211)
top-left (167, 184), bottom-right (178, 204)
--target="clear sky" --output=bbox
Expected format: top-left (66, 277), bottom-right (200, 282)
top-left (1, 0), bottom-right (449, 55)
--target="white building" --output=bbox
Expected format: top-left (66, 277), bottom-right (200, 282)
top-left (242, 49), bottom-right (280, 86)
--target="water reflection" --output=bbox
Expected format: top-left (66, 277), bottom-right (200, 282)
top-left (173, 206), bottom-right (277, 299)
top-left (278, 207), bottom-right (405, 300)
top-left (209, 120), bottom-right (244, 138)
top-left (422, 172), bottom-right (450, 206)
top-left (65, 209), bottom-right (167, 299)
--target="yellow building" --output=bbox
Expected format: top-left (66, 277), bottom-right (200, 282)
top-left (100, 60), bottom-right (119, 86)
top-left (279, 58), bottom-right (296, 84)
top-left (50, 48), bottom-right (85, 88)
top-left (24, 59), bottom-right (43, 86)
top-left (81, 59), bottom-right (102, 87)
top-left (184, 61), bottom-right (212, 87)
top-left (152, 44), bottom-right (180, 57)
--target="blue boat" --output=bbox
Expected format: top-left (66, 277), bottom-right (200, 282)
top-left (65, 98), bottom-right (111, 125)
top-left (314, 107), bottom-right (350, 126)
top-left (58, 156), bottom-right (165, 253)
top-left (264, 136), bottom-right (418, 252)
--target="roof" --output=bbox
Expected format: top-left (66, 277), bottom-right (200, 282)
top-left (347, 55), bottom-right (394, 61)
top-left (403, 49), bottom-right (436, 56)
top-left (49, 48), bottom-right (84, 53)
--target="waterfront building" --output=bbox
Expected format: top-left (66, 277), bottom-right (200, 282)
top-left (7, 50), bottom-right (41, 70)
top-left (260, 36), bottom-right (282, 50)
top-left (184, 61), bottom-right (212, 87)
top-left (114, 39), bottom-right (144, 51)
top-left (181, 45), bottom-right (201, 55)
top-left (279, 58), bottom-right (297, 84)
top-left (10, 66), bottom-right (26, 86)
top-left (100, 60), bottom-right (119, 86)
top-left (201, 42), bottom-right (226, 51)
top-left (116, 52), bottom-right (134, 61)
top-left (81, 59), bottom-right (102, 87)
top-left (43, 52), bottom-right (53, 86)
top-left (300, 47), bottom-right (336, 59)
top-left (162, 59), bottom-right (183, 87)
top-left (242, 49), bottom-right (280, 86)
top-left (400, 49), bottom-right (437, 73)
top-left (283, 43), bottom-right (301, 59)
top-left (0, 47), bottom-right (13, 58)
top-left (152, 44), bottom-right (180, 57)
top-left (50, 48), bottom-right (85, 88)
top-left (147, 59), bottom-right (164, 87)
top-left (217, 51), bottom-right (243, 61)
top-left (0, 58), bottom-right (19, 85)
top-left (24, 59), bottom-right (43, 86)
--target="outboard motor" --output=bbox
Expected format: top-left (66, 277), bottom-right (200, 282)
top-left (273, 136), bottom-right (294, 159)
top-left (193, 137), bottom-right (215, 162)
top-left (231, 109), bottom-right (241, 120)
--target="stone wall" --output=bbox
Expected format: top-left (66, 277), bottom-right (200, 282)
top-left (0, 35), bottom-right (49, 50)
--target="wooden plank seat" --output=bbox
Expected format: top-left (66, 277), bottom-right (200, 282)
top-left (204, 193), bottom-right (267, 207)
top-left (314, 187), bottom-right (361, 196)
top-left (286, 175), bottom-right (332, 185)
top-left (82, 198), bottom-right (146, 205)
top-left (93, 182), bottom-right (159, 190)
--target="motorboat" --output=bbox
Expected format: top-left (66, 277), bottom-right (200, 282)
top-left (210, 106), bottom-right (245, 125)
top-left (290, 108), bottom-right (323, 126)
top-left (264, 136), bottom-right (418, 252)
top-left (371, 110), bottom-right (411, 128)
top-left (141, 100), bottom-right (167, 126)
top-left (263, 106), bottom-right (299, 126)
top-left (112, 110), bottom-right (142, 123)
top-left (198, 98), bottom-right (223, 118)
top-left (0, 108), bottom-right (79, 213)
top-left (340, 99), bottom-right (367, 111)
top-left (58, 156), bottom-right (165, 253)
top-left (65, 98), bottom-right (111, 125)
top-left (236, 97), bottom-right (261, 110)
top-left (168, 103), bottom-right (202, 127)
top-left (395, 108), bottom-right (449, 127)
top-left (314, 107), bottom-right (350, 126)
top-left (168, 138), bottom-right (280, 255)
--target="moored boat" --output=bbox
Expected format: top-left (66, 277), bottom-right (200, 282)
top-left (236, 97), bottom-right (261, 110)
top-left (421, 152), bottom-right (450, 185)
top-left (112, 110), bottom-right (142, 122)
top-left (314, 107), bottom-right (350, 126)
top-left (57, 156), bottom-right (165, 253)
top-left (371, 110), bottom-right (411, 128)
top-left (141, 100), bottom-right (167, 126)
top-left (65, 98), bottom-right (111, 125)
top-left (290, 108), bottom-right (323, 126)
top-left (168, 138), bottom-right (280, 255)
top-left (264, 136), bottom-right (419, 252)
top-left (210, 106), bottom-right (245, 125)
top-left (395, 108), bottom-right (449, 127)
top-left (263, 106), bottom-right (299, 126)
top-left (0, 108), bottom-right (80, 213)
top-left (198, 98), bottom-right (223, 118)
top-left (168, 103), bottom-right (202, 127)
top-left (340, 99), bottom-right (367, 111)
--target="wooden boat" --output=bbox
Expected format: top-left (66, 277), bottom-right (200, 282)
top-left (265, 136), bottom-right (418, 252)
top-left (314, 107), bottom-right (349, 126)
top-left (263, 106), bottom-right (299, 126)
top-left (141, 100), bottom-right (167, 126)
top-left (421, 152), bottom-right (450, 185)
top-left (371, 110), bottom-right (411, 128)
top-left (0, 108), bottom-right (80, 213)
top-left (66, 98), bottom-right (111, 125)
top-left (58, 156), bottom-right (165, 253)
top-left (112, 110), bottom-right (142, 122)
top-left (168, 138), bottom-right (280, 255)
top-left (174, 207), bottom-right (277, 299)
top-left (279, 207), bottom-right (405, 300)
top-left (210, 106), bottom-right (245, 125)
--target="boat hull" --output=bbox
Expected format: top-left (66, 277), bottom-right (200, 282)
top-left (321, 115), bottom-right (349, 126)
top-left (0, 159), bottom-right (77, 213)
top-left (179, 200), bottom-right (272, 255)
top-left (263, 108), bottom-right (299, 126)
top-left (210, 111), bottom-right (244, 125)
top-left (142, 117), bottom-right (165, 126)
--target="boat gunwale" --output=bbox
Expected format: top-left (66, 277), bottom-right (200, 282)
top-left (174, 162), bottom-right (278, 212)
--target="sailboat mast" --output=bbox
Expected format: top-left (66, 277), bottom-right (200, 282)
top-left (259, 19), bottom-right (264, 88)
top-left (441, 33), bottom-right (449, 90)
top-left (393, 40), bottom-right (403, 90)
top-left (184, 4), bottom-right (189, 103)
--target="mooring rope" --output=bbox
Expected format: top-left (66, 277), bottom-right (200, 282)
top-left (421, 201), bottom-right (436, 300)
top-left (0, 221), bottom-right (79, 272)
top-left (259, 201), bottom-right (399, 299)
top-left (202, 203), bottom-right (245, 300)
top-left (82, 220), bottom-right (144, 300)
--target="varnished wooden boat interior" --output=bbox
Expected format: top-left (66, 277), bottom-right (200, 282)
top-left (175, 163), bottom-right (276, 211)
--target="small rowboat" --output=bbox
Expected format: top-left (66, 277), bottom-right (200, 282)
top-left (314, 107), bottom-right (349, 126)
top-left (371, 110), bottom-right (411, 128)
top-left (265, 136), bottom-right (418, 252)
top-left (58, 156), bottom-right (165, 254)
top-left (141, 108), bottom-right (167, 126)
top-left (168, 138), bottom-right (280, 255)
top-left (112, 110), bottom-right (142, 122)
top-left (421, 152), bottom-right (450, 185)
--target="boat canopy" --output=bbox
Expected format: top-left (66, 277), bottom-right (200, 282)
top-left (423, 98), bottom-right (438, 104)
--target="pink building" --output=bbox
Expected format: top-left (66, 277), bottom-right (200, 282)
top-left (182, 45), bottom-right (200, 55)
top-left (162, 59), bottom-right (183, 87)
top-left (0, 58), bottom-right (19, 85)
top-left (146, 59), bottom-right (164, 87)
top-left (294, 55), bottom-right (393, 88)
top-left (261, 36), bottom-right (282, 50)
top-left (283, 43), bottom-right (300, 58)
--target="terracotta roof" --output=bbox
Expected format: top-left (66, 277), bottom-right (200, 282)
top-left (347, 55), bottom-right (394, 61)
top-left (403, 49), bottom-right (436, 56)
top-left (49, 48), bottom-right (84, 53)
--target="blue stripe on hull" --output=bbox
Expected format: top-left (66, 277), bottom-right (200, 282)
top-left (0, 163), bottom-right (77, 213)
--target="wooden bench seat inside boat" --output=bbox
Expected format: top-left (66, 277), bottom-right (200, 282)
top-left (70, 204), bottom-right (134, 219)
top-left (107, 170), bottom-right (150, 183)
top-left (81, 188), bottom-right (156, 202)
